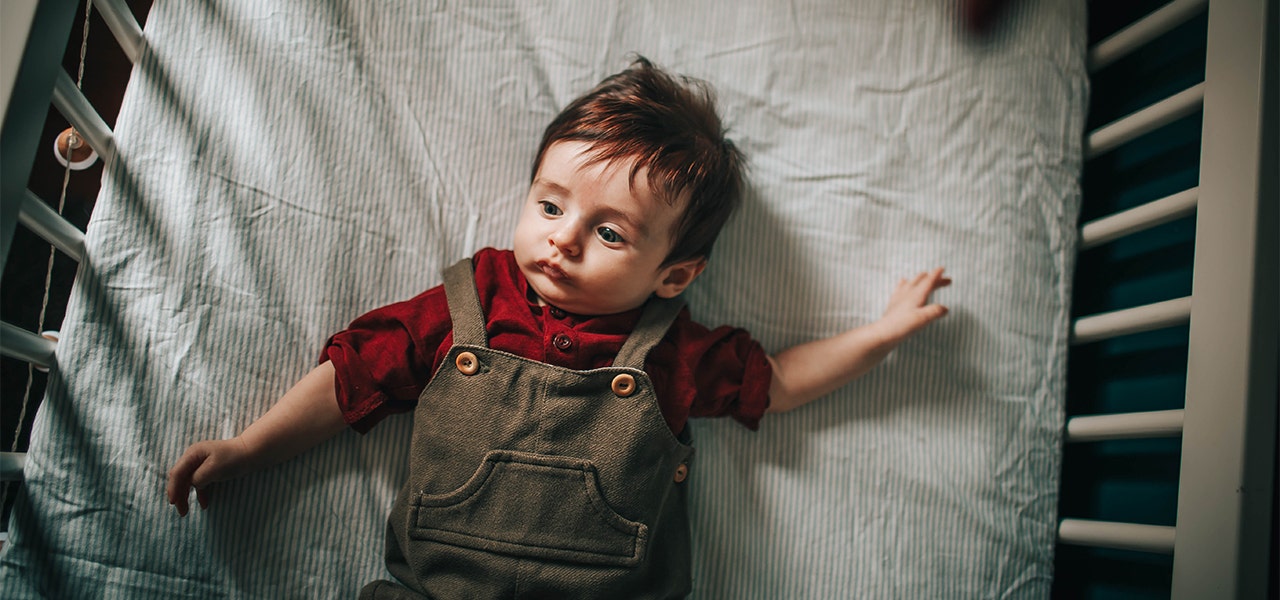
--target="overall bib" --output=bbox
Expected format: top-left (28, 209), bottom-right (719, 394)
top-left (361, 259), bottom-right (695, 599)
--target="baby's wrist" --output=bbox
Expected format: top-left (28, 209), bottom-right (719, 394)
top-left (228, 435), bottom-right (266, 471)
top-left (865, 319), bottom-right (907, 351)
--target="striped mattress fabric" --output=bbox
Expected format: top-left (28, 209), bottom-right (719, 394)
top-left (0, 0), bottom-right (1086, 597)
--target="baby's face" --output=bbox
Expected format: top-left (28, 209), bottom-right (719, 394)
top-left (513, 141), bottom-right (696, 315)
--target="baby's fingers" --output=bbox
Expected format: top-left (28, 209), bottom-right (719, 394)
top-left (919, 303), bottom-right (949, 323)
top-left (911, 270), bottom-right (950, 318)
top-left (904, 268), bottom-right (950, 299)
top-left (167, 442), bottom-right (214, 517)
top-left (167, 456), bottom-right (198, 516)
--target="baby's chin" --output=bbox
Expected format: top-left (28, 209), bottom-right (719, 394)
top-left (532, 287), bottom-right (635, 316)
top-left (522, 271), bottom-right (580, 312)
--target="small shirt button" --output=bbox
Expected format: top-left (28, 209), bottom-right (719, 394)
top-left (611, 373), bottom-right (637, 397)
top-left (674, 463), bottom-right (689, 483)
top-left (455, 351), bottom-right (480, 375)
top-left (549, 306), bottom-right (566, 319)
top-left (552, 333), bottom-right (573, 351)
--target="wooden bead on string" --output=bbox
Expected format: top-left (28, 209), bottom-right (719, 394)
top-left (53, 127), bottom-right (98, 170)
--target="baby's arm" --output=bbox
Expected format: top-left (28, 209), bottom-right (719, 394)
top-left (165, 361), bottom-right (347, 516)
top-left (766, 268), bottom-right (950, 413)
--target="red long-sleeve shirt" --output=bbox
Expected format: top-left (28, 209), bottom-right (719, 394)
top-left (322, 248), bottom-right (771, 435)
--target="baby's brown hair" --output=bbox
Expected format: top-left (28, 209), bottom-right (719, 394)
top-left (532, 57), bottom-right (745, 266)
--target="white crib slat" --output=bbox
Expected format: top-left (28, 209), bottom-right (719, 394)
top-left (0, 321), bottom-right (56, 368)
top-left (1071, 297), bottom-right (1192, 345)
top-left (1088, 0), bottom-right (1209, 72)
top-left (18, 189), bottom-right (85, 262)
top-left (0, 452), bottom-right (26, 482)
top-left (1086, 83), bottom-right (1204, 159)
top-left (1066, 410), bottom-right (1184, 443)
top-left (50, 70), bottom-right (114, 163)
top-left (1079, 188), bottom-right (1198, 250)
top-left (1058, 519), bottom-right (1176, 554)
top-left (93, 0), bottom-right (144, 63)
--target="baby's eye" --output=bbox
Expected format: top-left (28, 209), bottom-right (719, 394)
top-left (539, 201), bottom-right (562, 216)
top-left (597, 227), bottom-right (623, 244)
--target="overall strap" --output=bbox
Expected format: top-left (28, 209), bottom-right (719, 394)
top-left (442, 258), bottom-right (488, 347)
top-left (613, 296), bottom-right (685, 370)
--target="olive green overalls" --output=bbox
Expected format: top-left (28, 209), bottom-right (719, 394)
top-left (360, 259), bottom-right (695, 599)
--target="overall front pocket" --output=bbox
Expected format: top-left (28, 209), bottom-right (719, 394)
top-left (409, 450), bottom-right (648, 567)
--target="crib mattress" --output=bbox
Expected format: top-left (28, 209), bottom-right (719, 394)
top-left (0, 1), bottom-right (1086, 597)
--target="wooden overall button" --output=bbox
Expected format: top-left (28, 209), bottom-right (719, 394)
top-left (455, 351), bottom-right (480, 375)
top-left (674, 463), bottom-right (689, 483)
top-left (611, 373), bottom-right (636, 397)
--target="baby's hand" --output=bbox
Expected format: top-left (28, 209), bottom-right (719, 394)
top-left (877, 267), bottom-right (951, 344)
top-left (165, 438), bottom-right (254, 517)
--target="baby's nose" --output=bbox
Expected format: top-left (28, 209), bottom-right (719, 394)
top-left (549, 227), bottom-right (580, 256)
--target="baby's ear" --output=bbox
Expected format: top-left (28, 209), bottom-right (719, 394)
top-left (654, 257), bottom-right (707, 299)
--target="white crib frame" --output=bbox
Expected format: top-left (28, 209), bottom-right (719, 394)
top-left (1056, 0), bottom-right (1277, 596)
top-left (1175, 1), bottom-right (1276, 595)
top-left (1, 0), bottom-right (1275, 596)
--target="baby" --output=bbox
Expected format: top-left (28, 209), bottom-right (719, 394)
top-left (166, 57), bottom-right (950, 599)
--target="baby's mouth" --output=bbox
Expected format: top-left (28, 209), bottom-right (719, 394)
top-left (537, 260), bottom-right (569, 282)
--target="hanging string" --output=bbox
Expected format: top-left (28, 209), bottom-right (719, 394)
top-left (52, 0), bottom-right (98, 171)
top-left (7, 0), bottom-right (94, 462)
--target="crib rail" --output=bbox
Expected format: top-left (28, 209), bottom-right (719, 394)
top-left (1082, 0), bottom-right (1210, 159)
top-left (1078, 187), bottom-right (1197, 251)
top-left (1085, 83), bottom-right (1204, 159)
top-left (0, 323), bottom-right (55, 369)
top-left (1065, 409), bottom-right (1184, 443)
top-left (96, 0), bottom-right (144, 63)
top-left (1070, 297), bottom-right (1191, 345)
top-left (17, 189), bottom-right (85, 261)
top-left (0, 0), bottom-right (80, 269)
top-left (1064, 0), bottom-right (1277, 596)
top-left (1, 0), bottom-right (140, 264)
top-left (1088, 0), bottom-right (1208, 71)
top-left (0, 0), bottom-right (146, 485)
top-left (1059, 519), bottom-right (1176, 554)
top-left (1174, 0), bottom-right (1277, 595)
